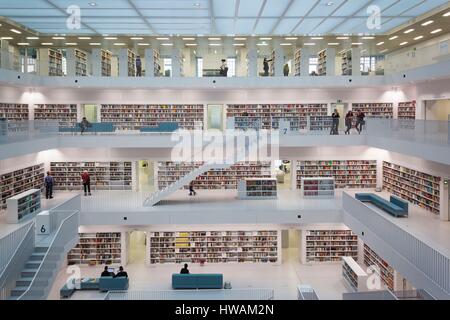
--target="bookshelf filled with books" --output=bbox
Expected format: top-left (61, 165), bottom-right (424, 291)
top-left (48, 49), bottom-right (63, 76)
top-left (50, 162), bottom-right (132, 191)
top-left (75, 49), bottom-right (88, 76)
top-left (351, 103), bottom-right (393, 126)
top-left (237, 178), bottom-right (277, 199)
top-left (294, 48), bottom-right (301, 76)
top-left (100, 104), bottom-right (204, 130)
top-left (269, 50), bottom-right (275, 76)
top-left (1, 163), bottom-right (45, 210)
top-left (127, 49), bottom-right (136, 77)
top-left (153, 49), bottom-right (161, 76)
top-left (6, 189), bottom-right (41, 223)
top-left (157, 161), bottom-right (272, 190)
top-left (296, 160), bottom-right (377, 189)
top-left (68, 232), bottom-right (123, 266)
top-left (149, 230), bottom-right (280, 264)
top-left (0, 103), bottom-right (29, 120)
top-left (363, 243), bottom-right (395, 291)
top-left (397, 101), bottom-right (416, 119)
top-left (301, 177), bottom-right (335, 198)
top-left (318, 49), bottom-right (327, 76)
top-left (382, 161), bottom-right (440, 215)
top-left (342, 256), bottom-right (368, 292)
top-left (301, 229), bottom-right (358, 264)
top-left (34, 104), bottom-right (78, 128)
top-left (101, 49), bottom-right (112, 76)
top-left (341, 50), bottom-right (352, 75)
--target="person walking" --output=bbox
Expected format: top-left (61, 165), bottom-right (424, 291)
top-left (330, 109), bottom-right (340, 135)
top-left (136, 55), bottom-right (142, 77)
top-left (189, 181), bottom-right (196, 196)
top-left (81, 170), bottom-right (91, 196)
top-left (263, 57), bottom-right (273, 76)
top-left (356, 110), bottom-right (366, 134)
top-left (44, 171), bottom-right (54, 199)
top-left (344, 110), bottom-right (354, 135)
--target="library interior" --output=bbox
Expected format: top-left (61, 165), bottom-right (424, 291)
top-left (0, 0), bottom-right (449, 302)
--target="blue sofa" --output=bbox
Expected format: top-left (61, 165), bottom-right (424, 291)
top-left (99, 276), bottom-right (129, 292)
top-left (59, 122), bottom-right (115, 133)
top-left (140, 122), bottom-right (179, 133)
top-left (172, 274), bottom-right (223, 289)
top-left (355, 193), bottom-right (408, 217)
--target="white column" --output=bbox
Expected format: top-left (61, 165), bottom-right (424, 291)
top-left (351, 47), bottom-right (361, 76)
top-left (65, 48), bottom-right (76, 76)
top-left (440, 178), bottom-right (449, 221)
top-left (326, 47), bottom-right (336, 76)
top-left (376, 159), bottom-right (383, 189)
top-left (273, 38), bottom-right (284, 77)
top-left (247, 38), bottom-right (258, 77)
top-left (300, 47), bottom-right (310, 76)
top-left (91, 48), bottom-right (102, 76)
top-left (0, 40), bottom-right (10, 69)
top-left (118, 48), bottom-right (129, 77)
top-left (171, 41), bottom-right (183, 78)
top-left (144, 48), bottom-right (155, 77)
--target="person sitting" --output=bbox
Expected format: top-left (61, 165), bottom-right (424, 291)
top-left (180, 263), bottom-right (190, 274)
top-left (80, 117), bottom-right (91, 134)
top-left (114, 266), bottom-right (128, 278)
top-left (101, 266), bottom-right (114, 277)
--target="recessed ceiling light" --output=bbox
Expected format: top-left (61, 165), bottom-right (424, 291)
top-left (233, 43), bottom-right (245, 46)
top-left (256, 43), bottom-right (268, 46)
top-left (66, 43), bottom-right (78, 46)
top-left (336, 36), bottom-right (349, 40)
top-left (362, 36), bottom-right (375, 39)
top-left (138, 43), bottom-right (149, 46)
top-left (421, 20), bottom-right (434, 26)
top-left (89, 43), bottom-right (101, 46)
top-left (376, 41), bottom-right (384, 46)
top-left (208, 37), bottom-right (221, 40)
top-left (389, 35), bottom-right (398, 40)
top-left (161, 43), bottom-right (173, 46)
top-left (209, 43), bottom-right (221, 46)
top-left (280, 43), bottom-right (292, 46)
top-left (234, 37), bottom-right (247, 40)
top-left (326, 2), bottom-right (334, 6)
top-left (26, 37), bottom-right (39, 40)
top-left (380, 49), bottom-right (388, 53)
top-left (360, 49), bottom-right (367, 53)
top-left (17, 43), bottom-right (29, 46)
top-left (41, 42), bottom-right (53, 45)
top-left (443, 11), bottom-right (450, 17)
top-left (400, 41), bottom-right (408, 46)
top-left (104, 37), bottom-right (117, 40)
top-left (156, 37), bottom-right (169, 40)
top-left (303, 43), bottom-right (316, 46)
top-left (10, 29), bottom-right (21, 34)
top-left (327, 42), bottom-right (339, 45)
top-left (352, 42), bottom-right (363, 45)
top-left (430, 28), bottom-right (442, 34)
top-left (285, 37), bottom-right (298, 40)
top-left (182, 37), bottom-right (195, 40)
top-left (113, 43), bottom-right (126, 46)
top-left (311, 37), bottom-right (323, 40)
top-left (413, 36), bottom-right (423, 40)
top-left (52, 36), bottom-right (65, 39)
top-left (260, 37), bottom-right (272, 40)
top-left (1, 37), bottom-right (13, 40)
top-left (130, 37), bottom-right (143, 40)
top-left (89, 2), bottom-right (97, 6)
top-left (185, 43), bottom-right (197, 46)
top-left (78, 37), bottom-right (92, 39)
top-left (193, 2), bottom-right (201, 7)
top-left (404, 28), bottom-right (414, 34)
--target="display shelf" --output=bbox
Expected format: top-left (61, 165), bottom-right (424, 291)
top-left (75, 49), bottom-right (87, 76)
top-left (237, 178), bottom-right (277, 199)
top-left (296, 160), bottom-right (377, 189)
top-left (127, 49), bottom-right (136, 77)
top-left (68, 232), bottom-right (122, 265)
top-left (100, 104), bottom-right (204, 130)
top-left (1, 163), bottom-right (45, 210)
top-left (302, 229), bottom-right (358, 264)
top-left (101, 49), bottom-right (112, 76)
top-left (382, 161), bottom-right (440, 215)
top-left (34, 104), bottom-right (78, 128)
top-left (301, 177), bottom-right (335, 198)
top-left (157, 161), bottom-right (272, 190)
top-left (363, 243), bottom-right (395, 291)
top-left (0, 103), bottom-right (29, 120)
top-left (153, 49), bottom-right (161, 76)
top-left (6, 189), bottom-right (41, 223)
top-left (341, 50), bottom-right (352, 76)
top-left (294, 48), bottom-right (301, 76)
top-left (50, 162), bottom-right (132, 191)
top-left (342, 256), bottom-right (368, 292)
top-left (318, 50), bottom-right (327, 76)
top-left (149, 230), bottom-right (279, 264)
top-left (351, 103), bottom-right (393, 126)
top-left (397, 101), bottom-right (416, 120)
top-left (48, 49), bottom-right (63, 76)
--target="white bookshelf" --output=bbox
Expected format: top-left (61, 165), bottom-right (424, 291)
top-left (294, 49), bottom-right (301, 76)
top-left (101, 49), bottom-right (112, 76)
top-left (6, 189), bottom-right (41, 223)
top-left (341, 50), bottom-right (352, 75)
top-left (363, 243), bottom-right (395, 291)
top-left (48, 49), bottom-right (63, 76)
top-left (68, 232), bottom-right (122, 266)
top-left (153, 49), bottom-right (161, 76)
top-left (50, 161), bottom-right (132, 191)
top-left (237, 178), bottom-right (277, 199)
top-left (0, 103), bottom-right (29, 120)
top-left (342, 256), bottom-right (368, 292)
top-left (398, 101), bottom-right (416, 120)
top-left (351, 103), bottom-right (393, 126)
top-left (1, 163), bottom-right (45, 210)
top-left (301, 177), bottom-right (335, 198)
top-left (127, 49), bottom-right (136, 77)
top-left (302, 229), bottom-right (358, 264)
top-left (318, 49), bottom-right (327, 76)
top-left (75, 49), bottom-right (87, 76)
top-left (269, 50), bottom-right (275, 76)
top-left (296, 160), bottom-right (377, 189)
top-left (382, 161), bottom-right (440, 215)
top-left (149, 230), bottom-right (280, 264)
top-left (34, 104), bottom-right (78, 128)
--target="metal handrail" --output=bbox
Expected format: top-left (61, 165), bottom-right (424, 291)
top-left (0, 221), bottom-right (34, 273)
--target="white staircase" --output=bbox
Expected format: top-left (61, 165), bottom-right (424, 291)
top-left (143, 162), bottom-right (233, 207)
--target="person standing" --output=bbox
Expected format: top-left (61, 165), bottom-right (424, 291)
top-left (220, 59), bottom-right (228, 77)
top-left (263, 57), bottom-right (273, 76)
top-left (44, 171), bottom-right (54, 199)
top-left (356, 110), bottom-right (366, 134)
top-left (189, 181), bottom-right (196, 196)
top-left (330, 109), bottom-right (340, 135)
top-left (344, 110), bottom-right (354, 135)
top-left (136, 55), bottom-right (142, 77)
top-left (283, 63), bottom-right (289, 76)
top-left (81, 170), bottom-right (91, 196)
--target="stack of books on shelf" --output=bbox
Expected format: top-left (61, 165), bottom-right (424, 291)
top-left (127, 49), bottom-right (136, 77)
top-left (341, 50), bottom-right (352, 75)
top-left (101, 49), bottom-right (112, 76)
top-left (397, 101), bottom-right (416, 120)
top-left (382, 161), bottom-right (440, 215)
top-left (34, 104), bottom-right (78, 128)
top-left (237, 178), bottom-right (277, 199)
top-left (363, 243), bottom-right (395, 290)
top-left (303, 230), bottom-right (358, 263)
top-left (75, 49), bottom-right (87, 76)
top-left (157, 161), bottom-right (272, 190)
top-left (50, 162), bottom-right (132, 191)
top-left (6, 189), bottom-right (41, 223)
top-left (100, 104), bottom-right (204, 130)
top-left (296, 160), bottom-right (377, 189)
top-left (48, 49), bottom-right (63, 76)
top-left (342, 256), bottom-right (368, 292)
top-left (301, 177), bottom-right (335, 197)
top-left (68, 232), bottom-right (122, 265)
top-left (351, 103), bottom-right (394, 126)
top-left (153, 49), bottom-right (161, 76)
top-left (149, 230), bottom-right (278, 264)
top-left (227, 104), bottom-right (272, 130)
top-left (0, 103), bottom-right (29, 120)
top-left (294, 49), bottom-right (301, 76)
top-left (318, 50), bottom-right (327, 76)
top-left (1, 163), bottom-right (44, 210)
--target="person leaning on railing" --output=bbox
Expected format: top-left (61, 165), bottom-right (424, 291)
top-left (80, 117), bottom-right (91, 135)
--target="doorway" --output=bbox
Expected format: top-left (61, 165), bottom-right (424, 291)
top-left (273, 160), bottom-right (291, 190)
top-left (331, 103), bottom-right (348, 130)
top-left (137, 160), bottom-right (155, 192)
top-left (207, 105), bottom-right (224, 130)
top-left (128, 231), bottom-right (147, 265)
top-left (425, 99), bottom-right (450, 121)
top-left (83, 104), bottom-right (98, 123)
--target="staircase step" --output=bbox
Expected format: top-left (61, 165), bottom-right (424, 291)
top-left (29, 252), bottom-right (46, 261)
top-left (25, 261), bottom-right (42, 268)
top-left (34, 247), bottom-right (49, 253)
top-left (16, 277), bottom-right (34, 287)
top-left (10, 286), bottom-right (29, 297)
top-left (21, 269), bottom-right (38, 277)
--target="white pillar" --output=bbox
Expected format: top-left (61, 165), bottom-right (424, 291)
top-left (171, 41), bottom-right (183, 78)
top-left (326, 47), bottom-right (336, 76)
top-left (247, 38), bottom-right (258, 77)
top-left (440, 178), bottom-right (449, 221)
top-left (144, 48), bottom-right (155, 77)
top-left (65, 48), bottom-right (76, 76)
top-left (91, 48), bottom-right (102, 76)
top-left (118, 48), bottom-right (129, 77)
top-left (300, 47), bottom-right (310, 76)
top-left (351, 47), bottom-right (361, 76)
top-left (273, 39), bottom-right (284, 77)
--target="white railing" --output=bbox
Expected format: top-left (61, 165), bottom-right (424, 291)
top-left (104, 288), bottom-right (275, 300)
top-left (0, 221), bottom-right (35, 300)
top-left (48, 194), bottom-right (81, 231)
top-left (18, 210), bottom-right (79, 300)
top-left (342, 192), bottom-right (450, 297)
top-left (0, 120), bottom-right (59, 145)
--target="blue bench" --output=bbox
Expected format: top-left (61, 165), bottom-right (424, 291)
top-left (99, 276), bottom-right (129, 292)
top-left (172, 274), bottom-right (223, 289)
top-left (355, 193), bottom-right (408, 217)
top-left (140, 122), bottom-right (179, 133)
top-left (59, 122), bottom-right (115, 133)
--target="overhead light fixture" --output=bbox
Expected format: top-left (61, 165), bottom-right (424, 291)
top-left (208, 37), bottom-right (221, 40)
top-left (303, 43), bottom-right (316, 46)
top-left (351, 42), bottom-right (363, 45)
top-left (311, 37), bottom-right (323, 40)
top-left (156, 37), bottom-right (169, 40)
top-left (113, 43), bottom-right (126, 46)
top-left (430, 28), bottom-right (442, 34)
top-left (66, 43), bottom-right (78, 46)
top-left (443, 11), bottom-right (450, 17)
top-left (400, 41), bottom-right (408, 46)
top-left (361, 49), bottom-right (367, 53)
top-left (1, 37), bottom-right (13, 40)
top-left (336, 36), bottom-right (349, 40)
top-left (193, 2), bottom-right (201, 7)
top-left (389, 35), bottom-right (398, 40)
top-left (380, 49), bottom-right (388, 53)
top-left (209, 43), bottom-right (221, 46)
top-left (260, 37), bottom-right (272, 40)
top-left (161, 43), bottom-right (173, 46)
top-left (285, 37), bottom-right (298, 40)
top-left (130, 37), bottom-right (144, 40)
top-left (326, 2), bottom-right (334, 6)
top-left (362, 36), bottom-right (375, 39)
top-left (256, 43), bottom-right (268, 46)
top-left (52, 36), bottom-right (65, 39)
top-left (185, 43), bottom-right (197, 46)
top-left (89, 2), bottom-right (97, 6)
top-left (182, 37), bottom-right (195, 40)
top-left (17, 43), bottom-right (29, 46)
top-left (404, 28), bottom-right (414, 34)
top-left (89, 43), bottom-right (101, 45)
top-left (233, 43), bottom-right (245, 46)
top-left (327, 42), bottom-right (339, 45)
top-left (10, 29), bottom-right (21, 34)
top-left (41, 42), bottom-right (53, 45)
top-left (413, 36), bottom-right (423, 40)
top-left (104, 37), bottom-right (117, 40)
top-left (26, 37), bottom-right (39, 40)
top-left (376, 41), bottom-right (384, 46)
top-left (78, 37), bottom-right (92, 39)
top-left (138, 43), bottom-right (150, 46)
top-left (234, 37), bottom-right (247, 41)
top-left (280, 43), bottom-right (292, 46)
top-left (421, 20), bottom-right (433, 26)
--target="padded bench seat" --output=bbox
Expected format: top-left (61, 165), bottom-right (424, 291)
top-left (172, 274), bottom-right (223, 289)
top-left (355, 193), bottom-right (408, 217)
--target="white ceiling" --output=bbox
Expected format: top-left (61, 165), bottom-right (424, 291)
top-left (0, 0), bottom-right (449, 36)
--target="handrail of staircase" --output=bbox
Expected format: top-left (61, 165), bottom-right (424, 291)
top-left (18, 210), bottom-right (79, 300)
top-left (0, 221), bottom-right (35, 300)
